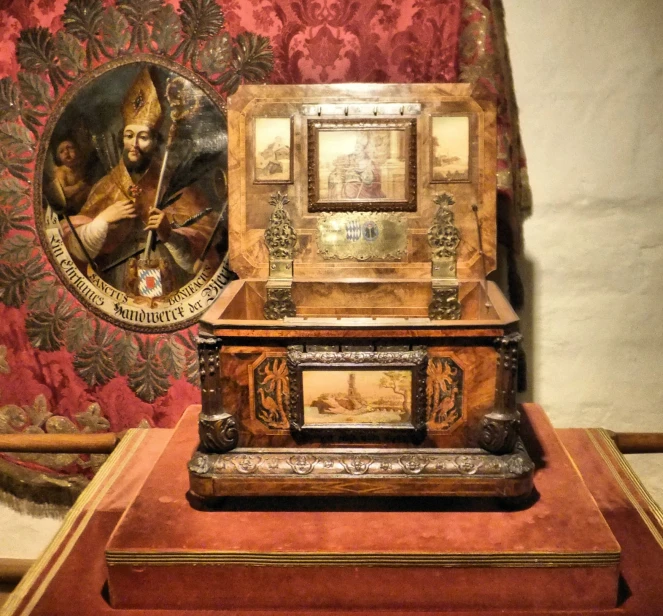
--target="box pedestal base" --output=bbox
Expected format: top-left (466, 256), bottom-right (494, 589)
top-left (105, 404), bottom-right (621, 612)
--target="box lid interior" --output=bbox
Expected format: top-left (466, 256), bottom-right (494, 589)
top-left (228, 83), bottom-right (496, 281)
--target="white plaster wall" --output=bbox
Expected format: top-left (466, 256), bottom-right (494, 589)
top-left (0, 502), bottom-right (60, 559)
top-left (503, 0), bottom-right (663, 505)
top-left (1, 0), bottom-right (662, 562)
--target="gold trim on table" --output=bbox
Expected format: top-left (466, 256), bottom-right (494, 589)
top-left (105, 550), bottom-right (619, 568)
top-left (588, 428), bottom-right (663, 548)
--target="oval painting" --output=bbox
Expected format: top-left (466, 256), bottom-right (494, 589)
top-left (38, 60), bottom-right (229, 331)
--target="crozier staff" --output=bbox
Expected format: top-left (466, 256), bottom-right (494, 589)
top-left (63, 68), bottom-right (216, 296)
top-left (141, 74), bottom-right (203, 264)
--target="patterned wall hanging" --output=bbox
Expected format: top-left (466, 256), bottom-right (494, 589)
top-left (0, 0), bottom-right (272, 512)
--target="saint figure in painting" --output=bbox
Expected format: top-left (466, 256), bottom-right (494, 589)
top-left (64, 68), bottom-right (216, 296)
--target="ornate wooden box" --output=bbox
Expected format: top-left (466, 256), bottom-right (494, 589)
top-left (188, 84), bottom-right (533, 500)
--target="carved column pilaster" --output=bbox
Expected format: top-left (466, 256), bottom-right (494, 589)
top-left (196, 335), bottom-right (238, 453)
top-left (197, 335), bottom-right (221, 415)
top-left (478, 332), bottom-right (522, 455)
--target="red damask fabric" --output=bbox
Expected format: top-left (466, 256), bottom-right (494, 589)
top-left (0, 0), bottom-right (529, 211)
top-left (0, 0), bottom-right (528, 509)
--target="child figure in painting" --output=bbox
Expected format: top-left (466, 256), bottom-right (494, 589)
top-left (52, 138), bottom-right (90, 212)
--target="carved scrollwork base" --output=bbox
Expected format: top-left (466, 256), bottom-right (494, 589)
top-left (188, 439), bottom-right (535, 498)
top-left (198, 413), bottom-right (239, 453)
top-left (429, 286), bottom-right (461, 320)
top-left (478, 409), bottom-right (520, 455)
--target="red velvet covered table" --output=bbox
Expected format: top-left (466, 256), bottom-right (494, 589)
top-left (3, 404), bottom-right (663, 615)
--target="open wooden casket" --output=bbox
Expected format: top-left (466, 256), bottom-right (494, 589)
top-left (188, 84), bottom-right (534, 500)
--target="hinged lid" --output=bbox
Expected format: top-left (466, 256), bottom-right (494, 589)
top-left (228, 83), bottom-right (496, 281)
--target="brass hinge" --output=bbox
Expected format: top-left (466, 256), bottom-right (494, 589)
top-left (428, 193), bottom-right (461, 320)
top-left (264, 191), bottom-right (297, 319)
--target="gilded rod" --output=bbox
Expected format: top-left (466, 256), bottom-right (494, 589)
top-left (607, 431), bottom-right (663, 454)
top-left (0, 559), bottom-right (33, 584)
top-left (0, 433), bottom-right (120, 454)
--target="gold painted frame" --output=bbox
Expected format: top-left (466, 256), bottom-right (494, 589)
top-left (307, 118), bottom-right (417, 212)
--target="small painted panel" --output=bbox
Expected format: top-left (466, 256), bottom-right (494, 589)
top-left (426, 357), bottom-right (464, 430)
top-left (308, 118), bottom-right (417, 212)
top-left (254, 117), bottom-right (292, 183)
top-left (430, 115), bottom-right (471, 183)
top-left (302, 369), bottom-right (413, 426)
